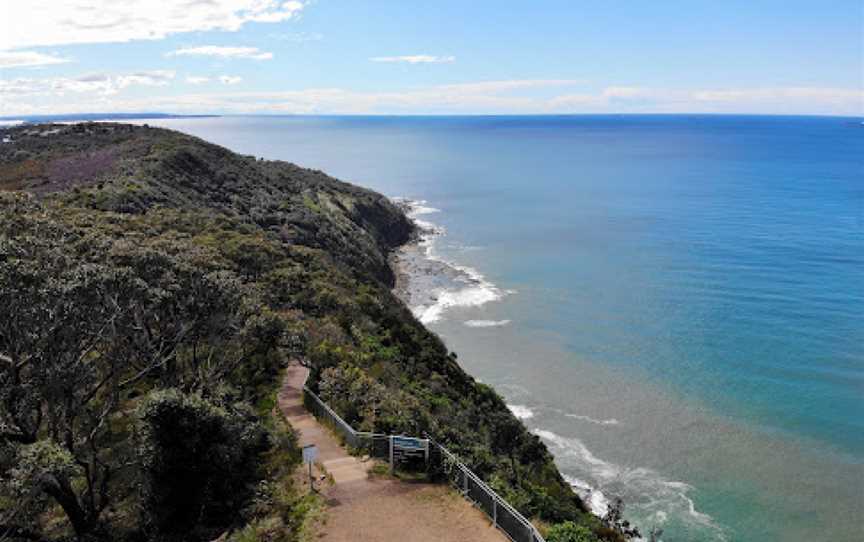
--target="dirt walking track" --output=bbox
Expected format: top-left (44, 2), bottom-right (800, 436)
top-left (278, 363), bottom-right (507, 542)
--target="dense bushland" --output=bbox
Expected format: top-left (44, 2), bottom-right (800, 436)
top-left (0, 123), bottom-right (625, 541)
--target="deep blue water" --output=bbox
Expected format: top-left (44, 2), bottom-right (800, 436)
top-left (142, 115), bottom-right (864, 541)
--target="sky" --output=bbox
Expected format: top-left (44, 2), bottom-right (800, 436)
top-left (0, 0), bottom-right (862, 117)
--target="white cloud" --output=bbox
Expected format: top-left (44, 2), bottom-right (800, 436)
top-left (116, 71), bottom-right (176, 89)
top-left (186, 76), bottom-right (211, 85)
top-left (370, 55), bottom-right (455, 64)
top-left (0, 50), bottom-right (70, 68)
top-left (1, 71), bottom-right (175, 98)
top-left (438, 79), bottom-right (583, 93)
top-left (219, 76), bottom-right (243, 85)
top-left (0, 1), bottom-right (305, 50)
top-left (168, 46), bottom-right (273, 60)
top-left (603, 86), bottom-right (653, 99)
top-left (52, 74), bottom-right (118, 95)
top-left (550, 86), bottom-right (864, 115)
top-left (269, 31), bottom-right (323, 42)
top-left (692, 87), bottom-right (864, 104)
top-left (0, 79), bottom-right (41, 96)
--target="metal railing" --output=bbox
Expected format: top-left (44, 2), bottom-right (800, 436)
top-left (301, 379), bottom-right (390, 456)
top-left (302, 375), bottom-right (545, 542)
top-left (426, 435), bottom-right (545, 542)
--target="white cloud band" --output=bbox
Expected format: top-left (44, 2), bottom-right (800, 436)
top-left (168, 46), bottom-right (273, 60)
top-left (2, 71), bottom-right (175, 98)
top-left (2, 78), bottom-right (861, 116)
top-left (0, 1), bottom-right (305, 50)
top-left (370, 55), bottom-right (455, 64)
top-left (0, 51), bottom-right (70, 68)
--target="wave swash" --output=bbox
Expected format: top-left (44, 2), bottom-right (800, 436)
top-left (393, 198), bottom-right (511, 324)
top-left (534, 429), bottom-right (727, 541)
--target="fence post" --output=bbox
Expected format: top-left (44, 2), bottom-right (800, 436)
top-left (389, 435), bottom-right (394, 474)
top-left (463, 466), bottom-right (468, 495)
top-left (492, 497), bottom-right (497, 528)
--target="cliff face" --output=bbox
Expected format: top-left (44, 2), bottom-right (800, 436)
top-left (0, 123), bottom-right (600, 541)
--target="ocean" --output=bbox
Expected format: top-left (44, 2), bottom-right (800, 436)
top-left (138, 115), bottom-right (863, 542)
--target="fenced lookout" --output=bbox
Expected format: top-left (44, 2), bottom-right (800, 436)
top-left (302, 374), bottom-right (547, 542)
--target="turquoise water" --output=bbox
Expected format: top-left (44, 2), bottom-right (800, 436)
top-left (142, 115), bottom-right (863, 541)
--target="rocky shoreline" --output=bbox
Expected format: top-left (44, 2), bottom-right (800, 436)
top-left (389, 197), bottom-right (506, 324)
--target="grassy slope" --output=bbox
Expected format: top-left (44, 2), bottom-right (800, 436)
top-left (0, 123), bottom-right (605, 538)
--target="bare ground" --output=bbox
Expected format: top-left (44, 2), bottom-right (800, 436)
top-left (278, 363), bottom-right (506, 542)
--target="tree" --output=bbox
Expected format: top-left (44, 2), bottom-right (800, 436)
top-left (136, 389), bottom-right (268, 541)
top-left (0, 195), bottom-right (282, 540)
top-left (3, 441), bottom-right (81, 541)
top-left (0, 218), bottom-right (128, 539)
top-left (489, 410), bottom-right (526, 484)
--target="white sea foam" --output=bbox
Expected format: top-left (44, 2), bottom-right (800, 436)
top-left (565, 413), bottom-right (621, 426)
top-left (507, 404), bottom-right (535, 420)
top-left (0, 120), bottom-right (24, 127)
top-left (414, 285), bottom-right (504, 324)
top-left (409, 204), bottom-right (441, 216)
top-left (464, 319), bottom-right (512, 328)
top-left (396, 198), bottom-right (511, 324)
top-left (393, 197), bottom-right (440, 220)
top-left (534, 429), bottom-right (621, 480)
top-left (564, 475), bottom-right (611, 517)
top-left (534, 429), bottom-right (726, 540)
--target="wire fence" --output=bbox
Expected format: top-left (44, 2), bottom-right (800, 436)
top-left (302, 376), bottom-right (546, 542)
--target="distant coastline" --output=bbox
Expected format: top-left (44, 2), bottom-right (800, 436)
top-left (0, 113), bottom-right (219, 126)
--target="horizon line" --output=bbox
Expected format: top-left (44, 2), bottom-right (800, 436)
top-left (2, 111), bottom-right (861, 121)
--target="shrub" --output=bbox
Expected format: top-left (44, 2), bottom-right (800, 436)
top-left (136, 389), bottom-right (269, 541)
top-left (547, 521), bottom-right (598, 542)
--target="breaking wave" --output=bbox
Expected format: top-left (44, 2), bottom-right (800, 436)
top-left (507, 404), bottom-right (535, 420)
top-left (534, 429), bottom-right (727, 540)
top-left (564, 413), bottom-right (622, 426)
top-left (465, 319), bottom-right (512, 327)
top-left (564, 474), bottom-right (612, 517)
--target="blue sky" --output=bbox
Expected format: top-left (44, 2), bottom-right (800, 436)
top-left (1, 0), bottom-right (861, 116)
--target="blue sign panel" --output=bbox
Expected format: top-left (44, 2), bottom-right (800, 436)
top-left (393, 436), bottom-right (426, 450)
top-left (302, 444), bottom-right (318, 464)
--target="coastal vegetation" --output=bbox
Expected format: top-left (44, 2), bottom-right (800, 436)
top-left (0, 123), bottom-right (626, 541)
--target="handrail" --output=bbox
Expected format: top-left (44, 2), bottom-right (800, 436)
top-left (302, 379), bottom-right (358, 436)
top-left (298, 365), bottom-right (545, 542)
top-left (426, 433), bottom-right (544, 542)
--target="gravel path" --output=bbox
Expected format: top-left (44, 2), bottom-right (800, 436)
top-left (278, 363), bottom-right (507, 542)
